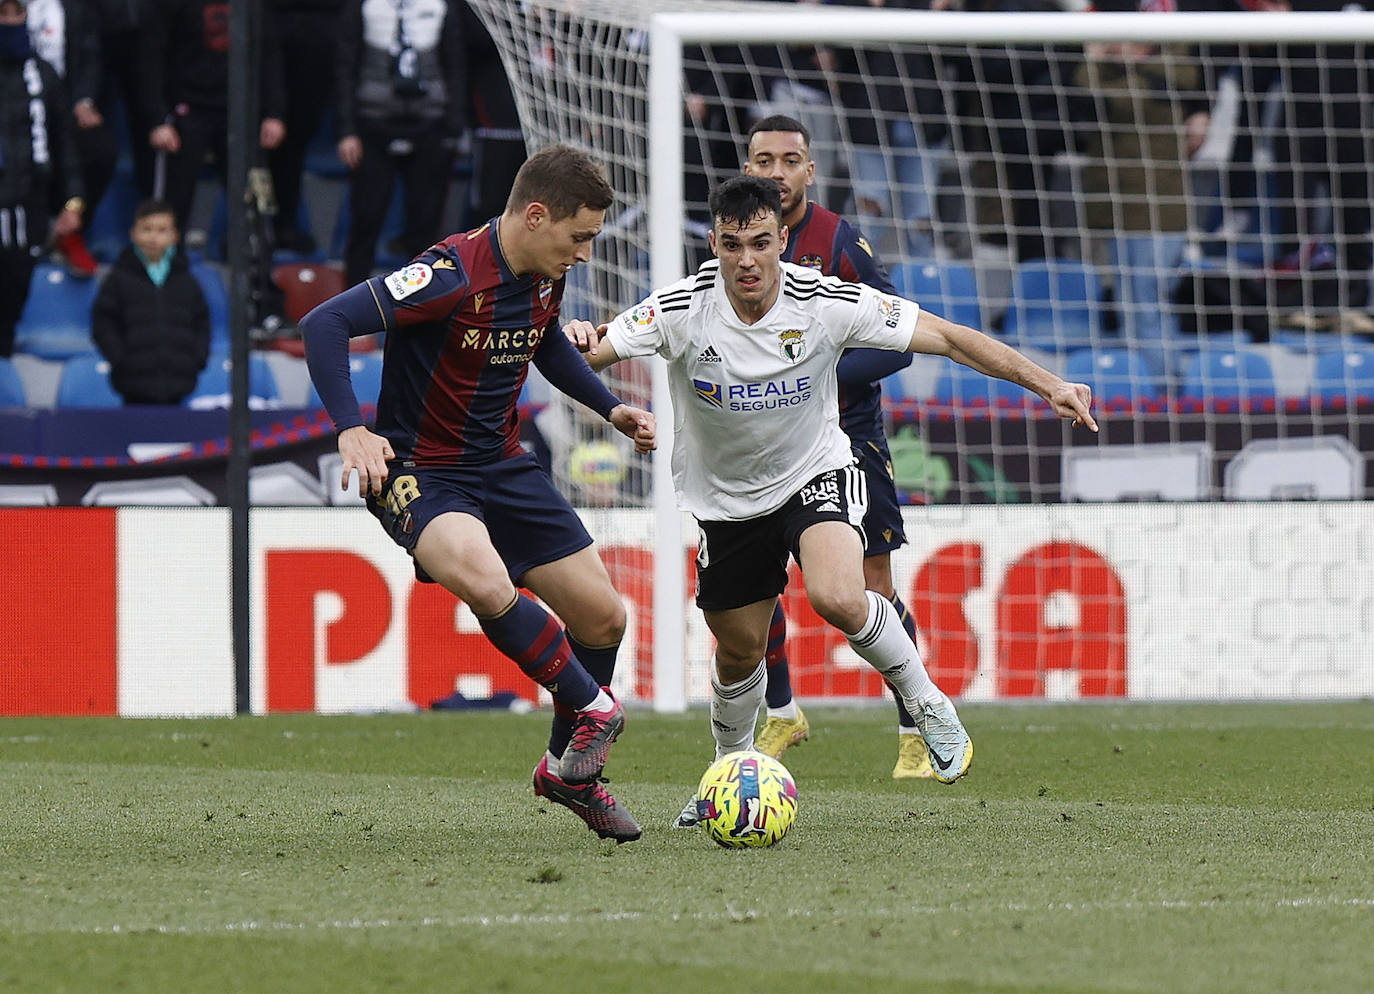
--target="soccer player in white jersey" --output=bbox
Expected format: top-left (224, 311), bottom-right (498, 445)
top-left (565, 175), bottom-right (1098, 820)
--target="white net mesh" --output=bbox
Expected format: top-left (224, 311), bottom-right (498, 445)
top-left (467, 2), bottom-right (1374, 704)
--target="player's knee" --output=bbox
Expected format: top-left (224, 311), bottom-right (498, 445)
top-left (564, 590), bottom-right (626, 646)
top-left (715, 645), bottom-right (765, 683)
top-left (808, 587), bottom-right (868, 634)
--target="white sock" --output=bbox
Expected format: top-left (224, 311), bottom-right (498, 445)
top-left (710, 657), bottom-right (766, 760)
top-left (767, 700), bottom-right (799, 721)
top-left (846, 591), bottom-right (938, 712)
top-left (578, 688), bottom-right (613, 713)
top-left (545, 749), bottom-right (562, 778)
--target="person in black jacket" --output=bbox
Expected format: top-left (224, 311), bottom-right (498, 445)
top-left (0, 0), bottom-right (85, 358)
top-left (335, 0), bottom-right (465, 286)
top-left (91, 199), bottom-right (210, 404)
top-left (140, 0), bottom-right (288, 235)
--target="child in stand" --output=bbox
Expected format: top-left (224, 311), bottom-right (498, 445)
top-left (91, 199), bottom-right (210, 405)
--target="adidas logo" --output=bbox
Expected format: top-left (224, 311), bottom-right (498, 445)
top-left (815, 501), bottom-right (841, 513)
top-left (696, 346), bottom-right (722, 363)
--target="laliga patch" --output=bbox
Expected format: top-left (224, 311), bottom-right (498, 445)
top-left (386, 263), bottom-right (433, 300)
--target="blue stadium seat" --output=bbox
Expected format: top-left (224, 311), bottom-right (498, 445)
top-left (890, 261), bottom-right (982, 329)
top-left (930, 360), bottom-right (1033, 406)
top-left (190, 262), bottom-right (231, 350)
top-left (13, 264), bottom-right (99, 359)
top-left (306, 352), bottom-right (384, 409)
top-left (1178, 347), bottom-right (1277, 400)
top-left (0, 357), bottom-right (26, 407)
top-left (1063, 348), bottom-right (1164, 403)
top-left (187, 353), bottom-right (281, 409)
top-left (55, 353), bottom-right (122, 408)
top-left (1001, 258), bottom-right (1105, 352)
top-left (1311, 345), bottom-right (1374, 403)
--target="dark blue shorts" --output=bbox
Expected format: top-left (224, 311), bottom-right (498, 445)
top-left (366, 451), bottom-right (593, 584)
top-left (853, 435), bottom-right (907, 557)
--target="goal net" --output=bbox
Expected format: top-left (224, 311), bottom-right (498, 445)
top-left (467, 1), bottom-right (1374, 708)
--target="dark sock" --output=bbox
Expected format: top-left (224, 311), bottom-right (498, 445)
top-left (888, 594), bottom-right (919, 729)
top-left (552, 636), bottom-right (620, 758)
top-left (567, 634), bottom-right (619, 688)
top-left (478, 593), bottom-right (599, 711)
top-left (764, 600), bottom-right (793, 709)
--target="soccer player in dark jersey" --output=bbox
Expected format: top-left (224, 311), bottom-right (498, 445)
top-left (743, 115), bottom-right (932, 779)
top-left (300, 144), bottom-right (655, 844)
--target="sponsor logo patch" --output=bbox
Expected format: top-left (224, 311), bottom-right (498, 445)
top-left (385, 263), bottom-right (433, 300)
top-left (696, 346), bottom-right (722, 364)
top-left (693, 379), bottom-right (723, 408)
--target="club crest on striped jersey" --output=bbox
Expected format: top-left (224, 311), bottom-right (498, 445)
top-left (797, 254), bottom-right (823, 270)
top-left (779, 328), bottom-right (806, 363)
top-left (385, 263), bottom-right (433, 300)
top-left (537, 278), bottom-right (554, 306)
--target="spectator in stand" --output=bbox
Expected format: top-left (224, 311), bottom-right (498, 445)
top-left (460, 3), bottom-right (523, 225)
top-left (94, 0), bottom-right (157, 198)
top-left (25, 0), bottom-right (116, 277)
top-left (91, 198), bottom-right (210, 405)
top-left (947, 0), bottom-right (1093, 262)
top-left (1076, 3), bottom-right (1210, 368)
top-left (827, 0), bottom-right (951, 259)
top-left (0, 0), bottom-right (84, 358)
top-left (334, 0), bottom-right (466, 287)
top-left (268, 0), bottom-right (346, 255)
top-left (140, 0), bottom-right (288, 237)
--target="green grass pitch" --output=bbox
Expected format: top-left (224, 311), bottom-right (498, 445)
top-left (2, 702), bottom-right (1371, 993)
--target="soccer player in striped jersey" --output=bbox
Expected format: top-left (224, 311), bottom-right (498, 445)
top-left (565, 176), bottom-right (1097, 820)
top-left (301, 144), bottom-right (655, 844)
top-left (743, 114), bottom-right (929, 778)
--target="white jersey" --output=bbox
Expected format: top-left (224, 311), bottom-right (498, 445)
top-left (604, 259), bottom-right (919, 521)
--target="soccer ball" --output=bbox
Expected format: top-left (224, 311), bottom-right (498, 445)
top-left (695, 751), bottom-right (798, 848)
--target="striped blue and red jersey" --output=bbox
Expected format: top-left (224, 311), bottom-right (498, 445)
top-left (781, 202), bottom-right (910, 443)
top-left (369, 222), bottom-right (560, 464)
top-left (304, 219), bottom-right (625, 467)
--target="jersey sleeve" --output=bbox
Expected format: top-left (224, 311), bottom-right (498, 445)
top-left (603, 292), bottom-right (673, 360)
top-left (839, 284), bottom-right (922, 353)
top-left (371, 255), bottom-right (469, 331)
top-left (836, 218), bottom-right (898, 295)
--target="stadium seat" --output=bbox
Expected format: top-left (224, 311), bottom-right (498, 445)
top-left (890, 261), bottom-right (982, 329)
top-left (1311, 345), bottom-right (1374, 403)
top-left (306, 352), bottom-right (384, 409)
top-left (273, 262), bottom-right (348, 324)
top-left (187, 353), bottom-right (281, 409)
top-left (0, 357), bottom-right (26, 407)
top-left (1178, 347), bottom-right (1277, 401)
top-left (1063, 348), bottom-right (1164, 403)
top-left (930, 359), bottom-right (1033, 406)
top-left (1000, 258), bottom-right (1105, 353)
top-left (54, 353), bottom-right (122, 408)
top-left (13, 264), bottom-right (99, 359)
top-left (190, 262), bottom-right (231, 351)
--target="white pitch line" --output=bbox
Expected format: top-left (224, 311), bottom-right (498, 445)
top-left (11, 896), bottom-right (1370, 938)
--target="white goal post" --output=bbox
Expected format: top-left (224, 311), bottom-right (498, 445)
top-left (466, 2), bottom-right (1374, 711)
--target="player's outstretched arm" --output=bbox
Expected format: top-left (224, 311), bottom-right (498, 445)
top-left (908, 309), bottom-right (1099, 433)
top-left (337, 425), bottom-right (395, 497)
top-left (563, 320), bottom-right (622, 372)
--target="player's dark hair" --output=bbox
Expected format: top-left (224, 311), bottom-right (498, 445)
top-left (507, 143), bottom-right (613, 220)
top-left (133, 198), bottom-right (177, 224)
top-left (709, 175), bottom-right (783, 230)
top-left (747, 114), bottom-right (811, 151)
